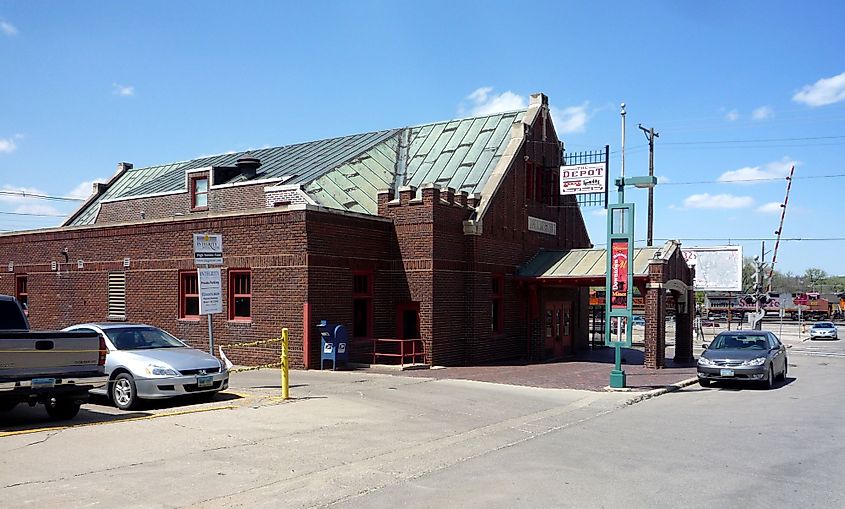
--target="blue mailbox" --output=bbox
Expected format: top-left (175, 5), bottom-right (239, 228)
top-left (318, 320), bottom-right (349, 370)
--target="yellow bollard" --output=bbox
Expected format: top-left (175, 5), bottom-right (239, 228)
top-left (281, 327), bottom-right (290, 400)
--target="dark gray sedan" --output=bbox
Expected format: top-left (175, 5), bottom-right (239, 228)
top-left (697, 330), bottom-right (787, 389)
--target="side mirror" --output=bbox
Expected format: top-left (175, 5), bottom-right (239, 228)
top-left (701, 343), bottom-right (709, 349)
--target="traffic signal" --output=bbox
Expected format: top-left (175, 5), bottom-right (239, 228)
top-left (743, 295), bottom-right (756, 305)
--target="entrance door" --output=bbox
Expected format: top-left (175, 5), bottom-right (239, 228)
top-left (544, 301), bottom-right (574, 358)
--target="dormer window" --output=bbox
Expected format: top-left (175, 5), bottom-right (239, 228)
top-left (191, 176), bottom-right (208, 210)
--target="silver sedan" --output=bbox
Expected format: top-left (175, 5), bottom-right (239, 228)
top-left (63, 323), bottom-right (229, 410)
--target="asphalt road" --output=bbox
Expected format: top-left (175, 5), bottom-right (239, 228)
top-left (1, 337), bottom-right (843, 508)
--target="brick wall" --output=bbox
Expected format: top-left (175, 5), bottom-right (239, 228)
top-left (96, 177), bottom-right (269, 224)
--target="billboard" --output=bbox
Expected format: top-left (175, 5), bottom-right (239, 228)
top-left (560, 163), bottom-right (606, 195)
top-left (682, 246), bottom-right (743, 292)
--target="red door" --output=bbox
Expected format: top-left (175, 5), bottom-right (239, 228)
top-left (544, 301), bottom-right (573, 358)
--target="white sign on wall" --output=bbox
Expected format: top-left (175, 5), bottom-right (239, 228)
top-left (193, 233), bottom-right (223, 265)
top-left (198, 268), bottom-right (222, 315)
top-left (528, 216), bottom-right (557, 236)
top-left (560, 163), bottom-right (606, 195)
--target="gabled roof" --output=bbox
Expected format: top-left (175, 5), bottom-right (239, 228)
top-left (66, 110), bottom-right (526, 225)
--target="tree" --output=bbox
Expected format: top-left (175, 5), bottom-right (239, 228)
top-left (804, 268), bottom-right (828, 292)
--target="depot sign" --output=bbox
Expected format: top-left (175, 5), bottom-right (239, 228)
top-left (560, 163), bottom-right (606, 195)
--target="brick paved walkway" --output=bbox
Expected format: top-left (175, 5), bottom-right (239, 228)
top-left (367, 347), bottom-right (697, 392)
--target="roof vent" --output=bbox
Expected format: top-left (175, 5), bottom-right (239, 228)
top-left (235, 157), bottom-right (262, 178)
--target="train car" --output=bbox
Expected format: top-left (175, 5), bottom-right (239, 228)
top-left (704, 291), bottom-right (831, 321)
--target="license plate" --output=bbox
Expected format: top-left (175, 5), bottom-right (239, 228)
top-left (31, 377), bottom-right (56, 389)
top-left (719, 369), bottom-right (734, 377)
top-left (197, 375), bottom-right (213, 388)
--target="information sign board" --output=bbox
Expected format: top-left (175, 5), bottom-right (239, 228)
top-left (560, 163), bottom-right (606, 195)
top-left (193, 233), bottom-right (223, 265)
top-left (198, 268), bottom-right (222, 315)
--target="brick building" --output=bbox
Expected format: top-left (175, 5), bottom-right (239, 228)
top-left (0, 93), bottom-right (691, 369)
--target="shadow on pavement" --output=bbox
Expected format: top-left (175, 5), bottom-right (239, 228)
top-left (693, 376), bottom-right (796, 392)
top-left (0, 391), bottom-right (243, 434)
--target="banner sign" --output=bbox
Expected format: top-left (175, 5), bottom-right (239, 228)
top-left (560, 163), bottom-right (606, 195)
top-left (610, 240), bottom-right (629, 309)
top-left (193, 233), bottom-right (223, 265)
top-left (198, 268), bottom-right (222, 315)
top-left (527, 216), bottom-right (557, 236)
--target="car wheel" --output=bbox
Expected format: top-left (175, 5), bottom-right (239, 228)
top-left (764, 364), bottom-right (774, 389)
top-left (112, 373), bottom-right (139, 410)
top-left (45, 399), bottom-right (81, 420)
top-left (698, 379), bottom-right (711, 388)
top-left (780, 360), bottom-right (788, 381)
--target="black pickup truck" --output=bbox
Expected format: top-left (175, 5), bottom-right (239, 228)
top-left (0, 296), bottom-right (108, 419)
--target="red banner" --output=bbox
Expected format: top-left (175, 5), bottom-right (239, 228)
top-left (611, 240), bottom-right (628, 309)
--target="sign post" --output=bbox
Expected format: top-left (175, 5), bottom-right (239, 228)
top-left (193, 233), bottom-right (223, 355)
top-left (605, 202), bottom-right (634, 389)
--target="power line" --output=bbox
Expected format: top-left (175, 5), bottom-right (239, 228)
top-left (660, 134), bottom-right (845, 146)
top-left (0, 190), bottom-right (85, 202)
top-left (660, 173), bottom-right (845, 186)
top-left (0, 210), bottom-right (68, 218)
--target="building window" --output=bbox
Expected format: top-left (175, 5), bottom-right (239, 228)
top-left (352, 271), bottom-right (373, 338)
top-left (191, 176), bottom-right (209, 210)
top-left (229, 270), bottom-right (252, 321)
top-left (180, 271), bottom-right (199, 319)
top-left (15, 275), bottom-right (28, 316)
top-left (492, 274), bottom-right (504, 334)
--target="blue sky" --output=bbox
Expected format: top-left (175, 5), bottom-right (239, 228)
top-left (1, 1), bottom-right (844, 276)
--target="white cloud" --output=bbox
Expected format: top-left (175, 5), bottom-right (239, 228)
top-left (0, 20), bottom-right (17, 36)
top-left (725, 109), bottom-right (739, 121)
top-left (12, 202), bottom-right (61, 216)
top-left (751, 105), bottom-right (774, 120)
top-left (67, 178), bottom-right (107, 200)
top-left (550, 103), bottom-right (589, 134)
top-left (112, 83), bottom-right (135, 97)
top-left (683, 193), bottom-right (754, 209)
top-left (461, 88), bottom-right (591, 134)
top-left (462, 87), bottom-right (526, 116)
top-left (757, 202), bottom-right (783, 214)
top-left (717, 157), bottom-right (799, 184)
top-left (0, 138), bottom-right (16, 154)
top-left (793, 72), bottom-right (845, 107)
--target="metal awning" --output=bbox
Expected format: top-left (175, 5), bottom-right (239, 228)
top-left (517, 247), bottom-right (661, 281)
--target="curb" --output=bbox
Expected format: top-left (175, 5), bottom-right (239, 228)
top-left (622, 377), bottom-right (699, 406)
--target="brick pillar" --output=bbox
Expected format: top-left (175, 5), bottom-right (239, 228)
top-left (674, 287), bottom-right (695, 364)
top-left (644, 260), bottom-right (667, 369)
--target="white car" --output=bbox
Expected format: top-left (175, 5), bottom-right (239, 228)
top-left (809, 322), bottom-right (839, 340)
top-left (63, 323), bottom-right (229, 410)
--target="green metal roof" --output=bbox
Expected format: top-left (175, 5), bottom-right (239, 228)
top-left (517, 248), bottom-right (661, 279)
top-left (65, 110), bottom-right (526, 225)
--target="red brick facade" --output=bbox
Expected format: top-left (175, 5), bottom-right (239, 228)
top-left (0, 98), bottom-right (596, 368)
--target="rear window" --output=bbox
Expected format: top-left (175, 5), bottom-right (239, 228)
top-left (0, 300), bottom-right (28, 330)
top-left (710, 334), bottom-right (769, 350)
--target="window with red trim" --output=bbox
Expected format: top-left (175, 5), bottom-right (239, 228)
top-left (179, 271), bottom-right (199, 319)
top-left (191, 176), bottom-right (209, 210)
top-left (229, 270), bottom-right (252, 321)
top-left (15, 275), bottom-right (28, 316)
top-left (491, 274), bottom-right (504, 334)
top-left (352, 271), bottom-right (373, 338)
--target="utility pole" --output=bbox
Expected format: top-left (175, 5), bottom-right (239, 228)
top-left (638, 124), bottom-right (659, 246)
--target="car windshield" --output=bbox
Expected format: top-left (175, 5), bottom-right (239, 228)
top-left (105, 327), bottom-right (186, 350)
top-left (709, 334), bottom-right (769, 350)
top-left (813, 323), bottom-right (834, 329)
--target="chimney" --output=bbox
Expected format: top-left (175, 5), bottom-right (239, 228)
top-left (235, 157), bottom-right (262, 178)
top-left (93, 182), bottom-right (109, 195)
top-left (117, 162), bottom-right (133, 173)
